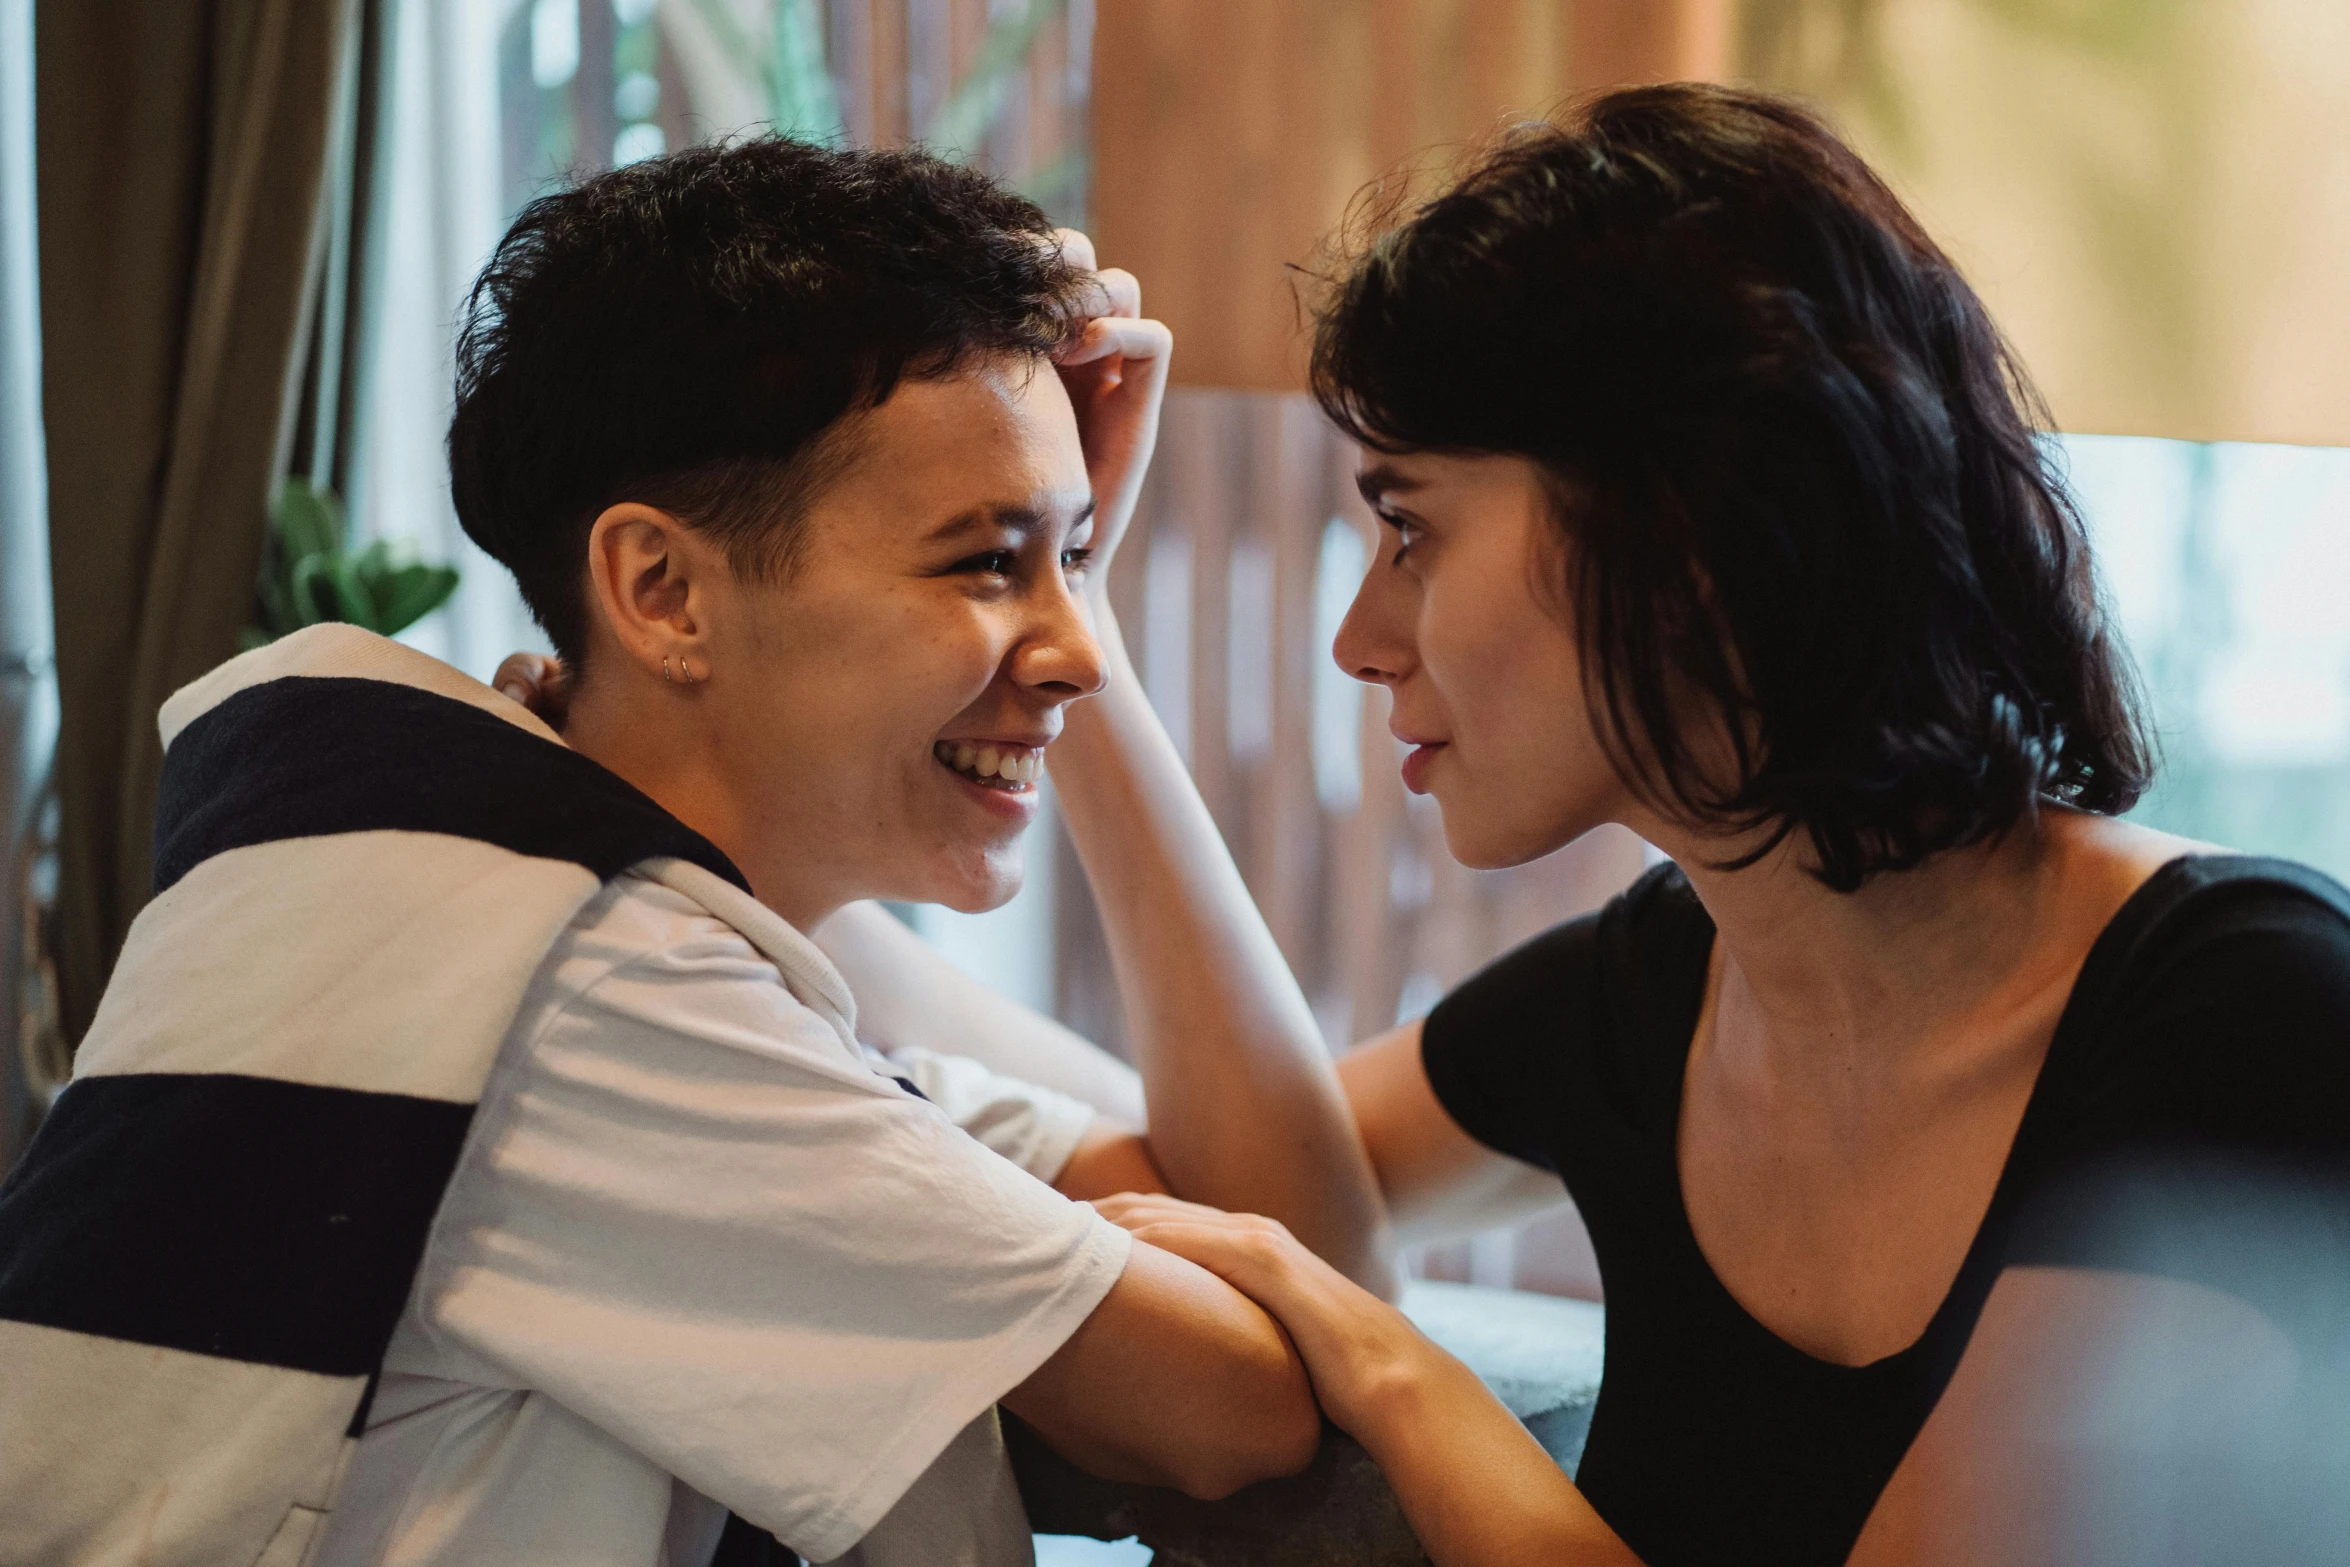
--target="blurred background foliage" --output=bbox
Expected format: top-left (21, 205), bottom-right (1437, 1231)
top-left (244, 480), bottom-right (459, 650)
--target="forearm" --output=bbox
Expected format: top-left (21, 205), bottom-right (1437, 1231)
top-left (1052, 606), bottom-right (1395, 1292)
top-left (1005, 1241), bottom-right (1320, 1498)
top-left (814, 900), bottom-right (1146, 1124)
top-left (1359, 1352), bottom-right (1641, 1567)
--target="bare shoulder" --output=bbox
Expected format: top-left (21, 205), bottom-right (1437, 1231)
top-left (2044, 808), bottom-right (2231, 903)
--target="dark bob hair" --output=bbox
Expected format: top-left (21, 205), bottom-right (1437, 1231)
top-left (1313, 83), bottom-right (2153, 891)
top-left (450, 138), bottom-right (1089, 665)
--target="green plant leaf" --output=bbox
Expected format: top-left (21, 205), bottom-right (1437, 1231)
top-left (290, 555), bottom-right (334, 627)
top-left (254, 480), bottom-right (459, 642)
top-left (291, 553), bottom-right (373, 628)
top-left (374, 563), bottom-right (461, 636)
top-left (257, 564), bottom-right (296, 639)
top-left (325, 554), bottom-right (375, 628)
top-left (273, 480), bottom-right (345, 562)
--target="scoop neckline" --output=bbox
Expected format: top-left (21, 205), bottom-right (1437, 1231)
top-left (1657, 851), bottom-right (2248, 1375)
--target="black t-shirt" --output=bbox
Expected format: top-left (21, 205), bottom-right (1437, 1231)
top-left (1422, 855), bottom-right (2350, 1567)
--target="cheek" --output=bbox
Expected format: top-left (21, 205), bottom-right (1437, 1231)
top-left (1425, 567), bottom-right (1588, 755)
top-left (748, 585), bottom-right (999, 741)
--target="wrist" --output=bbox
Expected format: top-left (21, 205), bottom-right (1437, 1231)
top-left (1336, 1320), bottom-right (1461, 1446)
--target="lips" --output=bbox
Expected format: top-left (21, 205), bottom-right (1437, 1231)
top-left (1398, 739), bottom-right (1447, 794)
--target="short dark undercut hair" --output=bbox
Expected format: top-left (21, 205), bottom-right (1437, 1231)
top-left (1313, 83), bottom-right (2154, 891)
top-left (449, 138), bottom-right (1090, 665)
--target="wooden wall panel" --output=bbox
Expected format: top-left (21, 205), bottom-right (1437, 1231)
top-left (1090, 0), bottom-right (1732, 392)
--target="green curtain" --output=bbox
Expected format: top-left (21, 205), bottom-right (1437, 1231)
top-left (37, 0), bottom-right (363, 1041)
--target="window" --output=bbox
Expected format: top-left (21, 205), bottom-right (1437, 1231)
top-left (2066, 434), bottom-right (2350, 882)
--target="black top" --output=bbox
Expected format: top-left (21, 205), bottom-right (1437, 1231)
top-left (1422, 855), bottom-right (2350, 1567)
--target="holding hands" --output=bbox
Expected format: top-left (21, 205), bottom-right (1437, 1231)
top-left (1091, 1192), bottom-right (1428, 1439)
top-left (1094, 1192), bottom-right (1642, 1567)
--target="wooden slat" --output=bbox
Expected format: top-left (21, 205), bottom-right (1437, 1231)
top-left (1089, 0), bottom-right (1731, 392)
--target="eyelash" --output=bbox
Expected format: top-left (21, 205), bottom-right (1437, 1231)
top-left (1380, 514), bottom-right (1420, 564)
top-left (955, 546), bottom-right (1096, 577)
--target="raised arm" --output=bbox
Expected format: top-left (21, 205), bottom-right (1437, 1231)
top-left (1047, 606), bottom-right (1395, 1292)
top-left (815, 898), bottom-right (1146, 1125)
top-left (1044, 234), bottom-right (1395, 1295)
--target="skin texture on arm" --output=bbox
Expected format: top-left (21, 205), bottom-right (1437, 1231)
top-left (1029, 234), bottom-right (1397, 1292)
top-left (1003, 1237), bottom-right (1321, 1499)
top-left (814, 898), bottom-right (1147, 1125)
top-left (1098, 1194), bottom-right (1640, 1566)
top-left (814, 901), bottom-right (1168, 1195)
top-left (1048, 618), bottom-right (1398, 1293)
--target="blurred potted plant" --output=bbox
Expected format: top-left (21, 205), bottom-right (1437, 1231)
top-left (242, 479), bottom-right (460, 650)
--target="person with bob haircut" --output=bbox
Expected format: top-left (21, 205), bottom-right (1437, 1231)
top-left (1061, 84), bottom-right (2350, 1565)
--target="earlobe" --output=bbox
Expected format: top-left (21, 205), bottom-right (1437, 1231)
top-left (586, 501), bottom-right (709, 681)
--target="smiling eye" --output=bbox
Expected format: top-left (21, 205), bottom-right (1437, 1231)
top-left (955, 549), bottom-right (1018, 577)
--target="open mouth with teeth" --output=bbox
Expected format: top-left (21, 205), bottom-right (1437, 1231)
top-left (935, 740), bottom-right (1044, 792)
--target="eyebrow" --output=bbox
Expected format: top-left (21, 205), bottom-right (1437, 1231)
top-left (1355, 463), bottom-right (1422, 507)
top-left (920, 496), bottom-right (1098, 545)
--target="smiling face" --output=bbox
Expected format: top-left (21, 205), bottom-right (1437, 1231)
top-left (670, 356), bottom-right (1103, 918)
top-left (1333, 450), bottom-right (1638, 869)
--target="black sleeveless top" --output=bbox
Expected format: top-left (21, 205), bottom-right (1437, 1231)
top-left (1421, 855), bottom-right (2350, 1567)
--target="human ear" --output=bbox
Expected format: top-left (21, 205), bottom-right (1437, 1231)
top-left (584, 502), bottom-right (712, 684)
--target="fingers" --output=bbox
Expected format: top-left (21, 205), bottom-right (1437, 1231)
top-left (493, 651), bottom-right (573, 729)
top-left (1093, 1193), bottom-right (1295, 1243)
top-left (1094, 1192), bottom-right (1232, 1226)
top-left (1055, 314), bottom-right (1172, 369)
top-left (493, 652), bottom-right (559, 706)
top-left (1096, 267), bottom-right (1141, 319)
top-left (1050, 227), bottom-right (1141, 318)
top-left (1053, 227), bottom-right (1098, 272)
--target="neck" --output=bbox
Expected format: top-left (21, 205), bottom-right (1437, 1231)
top-left (1656, 812), bottom-right (2069, 1078)
top-left (563, 673), bottom-right (840, 932)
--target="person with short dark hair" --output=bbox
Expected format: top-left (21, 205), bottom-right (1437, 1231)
top-left (1082, 85), bottom-right (2350, 1564)
top-left (0, 139), bottom-right (1340, 1567)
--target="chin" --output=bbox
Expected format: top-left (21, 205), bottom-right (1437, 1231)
top-left (1436, 792), bottom-right (1595, 871)
top-left (920, 840), bottom-right (1026, 914)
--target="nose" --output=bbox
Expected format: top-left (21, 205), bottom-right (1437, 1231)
top-left (1331, 554), bottom-right (1411, 690)
top-left (1014, 567), bottom-right (1109, 703)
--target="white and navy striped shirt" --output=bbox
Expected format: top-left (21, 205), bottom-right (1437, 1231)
top-left (0, 626), bottom-right (1124, 1567)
